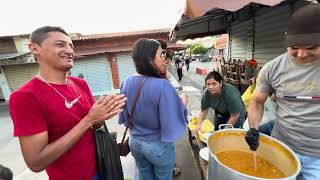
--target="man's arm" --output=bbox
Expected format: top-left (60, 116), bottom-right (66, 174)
top-left (248, 90), bottom-right (268, 129)
top-left (226, 112), bottom-right (240, 126)
top-left (19, 94), bottom-right (126, 172)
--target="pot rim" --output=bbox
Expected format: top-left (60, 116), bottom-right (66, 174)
top-left (208, 129), bottom-right (302, 180)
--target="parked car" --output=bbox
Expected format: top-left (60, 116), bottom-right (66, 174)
top-left (200, 54), bottom-right (210, 62)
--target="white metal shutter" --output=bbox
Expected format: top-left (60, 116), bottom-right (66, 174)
top-left (230, 20), bottom-right (252, 61)
top-left (71, 55), bottom-right (113, 96)
top-left (116, 54), bottom-right (136, 85)
top-left (4, 63), bottom-right (39, 91)
top-left (254, 5), bottom-right (290, 64)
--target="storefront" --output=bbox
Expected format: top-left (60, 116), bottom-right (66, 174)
top-left (229, 20), bottom-right (253, 61)
top-left (116, 53), bottom-right (136, 86)
top-left (71, 55), bottom-right (113, 96)
top-left (253, 5), bottom-right (291, 64)
top-left (3, 63), bottom-right (39, 92)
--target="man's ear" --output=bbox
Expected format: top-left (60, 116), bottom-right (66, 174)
top-left (28, 43), bottom-right (40, 55)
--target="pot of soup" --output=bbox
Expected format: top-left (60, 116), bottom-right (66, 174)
top-left (207, 129), bottom-right (301, 180)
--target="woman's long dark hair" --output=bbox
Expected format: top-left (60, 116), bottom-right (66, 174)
top-left (131, 38), bottom-right (162, 78)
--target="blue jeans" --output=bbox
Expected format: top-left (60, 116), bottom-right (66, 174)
top-left (296, 153), bottom-right (320, 180)
top-left (129, 137), bottom-right (175, 180)
top-left (259, 121), bottom-right (275, 136)
top-left (214, 113), bottom-right (245, 131)
top-left (92, 173), bottom-right (99, 180)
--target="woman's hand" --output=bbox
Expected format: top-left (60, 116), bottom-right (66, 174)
top-left (194, 121), bottom-right (202, 135)
top-left (193, 109), bottom-right (208, 135)
top-left (179, 93), bottom-right (188, 107)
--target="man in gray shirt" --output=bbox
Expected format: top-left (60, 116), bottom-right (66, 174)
top-left (245, 4), bottom-right (320, 180)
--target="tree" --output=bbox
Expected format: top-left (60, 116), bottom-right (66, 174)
top-left (186, 44), bottom-right (196, 53)
top-left (191, 44), bottom-right (208, 55)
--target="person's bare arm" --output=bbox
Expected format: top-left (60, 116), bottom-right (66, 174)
top-left (248, 91), bottom-right (268, 129)
top-left (179, 93), bottom-right (188, 107)
top-left (194, 109), bottom-right (208, 134)
top-left (226, 112), bottom-right (240, 126)
top-left (19, 94), bottom-right (126, 172)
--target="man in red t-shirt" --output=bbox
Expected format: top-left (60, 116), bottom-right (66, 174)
top-left (9, 26), bottom-right (127, 180)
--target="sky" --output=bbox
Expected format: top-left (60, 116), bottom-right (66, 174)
top-left (0, 0), bottom-right (185, 36)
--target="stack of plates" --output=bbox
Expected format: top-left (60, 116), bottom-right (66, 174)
top-left (199, 147), bottom-right (209, 161)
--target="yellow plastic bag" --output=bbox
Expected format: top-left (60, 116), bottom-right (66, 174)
top-left (187, 118), bottom-right (214, 133)
top-left (200, 119), bottom-right (214, 133)
top-left (187, 117), bottom-right (198, 131)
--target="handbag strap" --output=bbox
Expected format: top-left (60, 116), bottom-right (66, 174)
top-left (121, 77), bottom-right (148, 143)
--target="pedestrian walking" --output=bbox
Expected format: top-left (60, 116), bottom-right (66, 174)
top-left (175, 59), bottom-right (183, 81)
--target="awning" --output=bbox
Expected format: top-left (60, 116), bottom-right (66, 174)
top-left (169, 8), bottom-right (228, 41)
top-left (185, 0), bottom-right (285, 18)
top-left (170, 0), bottom-right (286, 41)
top-left (167, 43), bottom-right (186, 50)
top-left (0, 52), bottom-right (31, 60)
top-left (0, 52), bottom-right (35, 66)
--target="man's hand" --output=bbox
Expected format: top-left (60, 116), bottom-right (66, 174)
top-left (245, 128), bottom-right (260, 151)
top-left (86, 94), bottom-right (127, 126)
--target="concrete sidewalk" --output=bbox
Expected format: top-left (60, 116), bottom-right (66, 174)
top-left (182, 60), bottom-right (218, 89)
top-left (169, 61), bottom-right (217, 180)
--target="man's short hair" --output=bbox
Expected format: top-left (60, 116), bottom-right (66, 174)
top-left (0, 164), bottom-right (13, 180)
top-left (30, 26), bottom-right (69, 45)
top-left (157, 39), bottom-right (167, 50)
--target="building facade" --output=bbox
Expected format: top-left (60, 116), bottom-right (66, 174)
top-left (0, 29), bottom-right (170, 102)
top-left (170, 0), bottom-right (313, 65)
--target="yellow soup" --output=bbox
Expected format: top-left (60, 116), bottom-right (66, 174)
top-left (216, 150), bottom-right (285, 178)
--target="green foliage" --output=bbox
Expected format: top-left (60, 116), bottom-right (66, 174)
top-left (191, 44), bottom-right (208, 55)
top-left (186, 44), bottom-right (198, 50)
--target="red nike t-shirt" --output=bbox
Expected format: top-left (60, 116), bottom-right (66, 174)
top-left (9, 76), bottom-right (96, 180)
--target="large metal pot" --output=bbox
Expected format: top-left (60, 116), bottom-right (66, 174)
top-left (207, 129), bottom-right (301, 180)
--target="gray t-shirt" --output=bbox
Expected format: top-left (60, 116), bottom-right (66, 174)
top-left (257, 52), bottom-right (320, 158)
